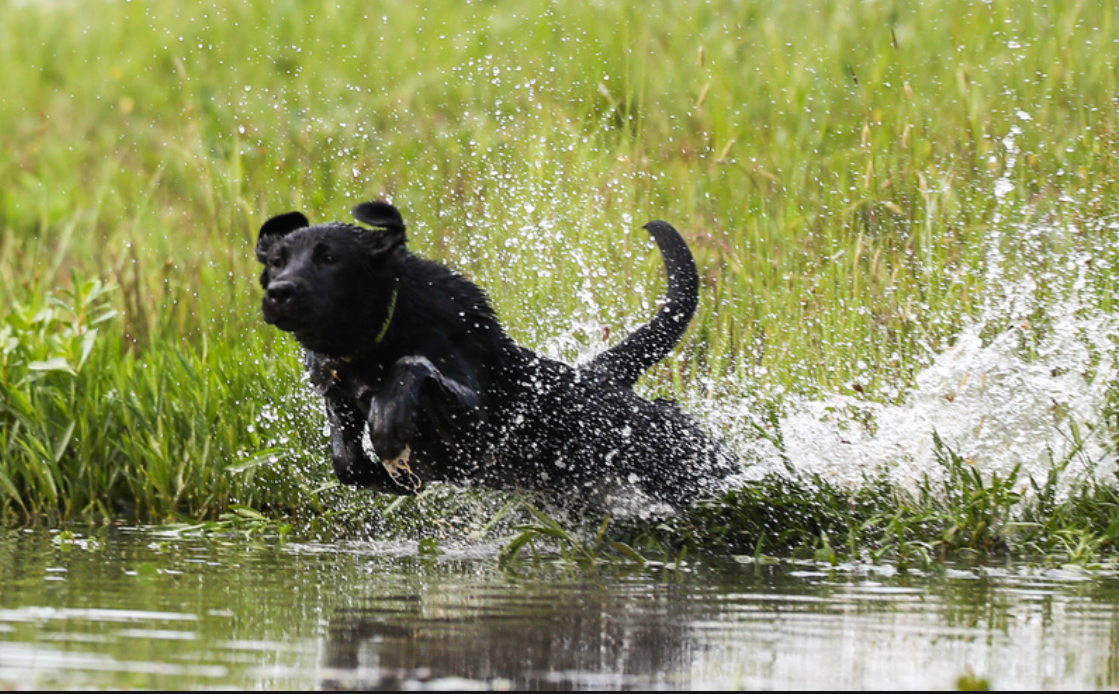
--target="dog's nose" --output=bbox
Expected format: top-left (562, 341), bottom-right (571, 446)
top-left (266, 280), bottom-right (300, 304)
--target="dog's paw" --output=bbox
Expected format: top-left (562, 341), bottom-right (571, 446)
top-left (381, 445), bottom-right (423, 493)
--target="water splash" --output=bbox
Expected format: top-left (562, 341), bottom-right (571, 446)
top-left (703, 124), bottom-right (1119, 496)
top-left (715, 291), bottom-right (1118, 493)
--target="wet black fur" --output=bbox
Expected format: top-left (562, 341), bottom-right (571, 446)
top-left (256, 201), bottom-right (735, 510)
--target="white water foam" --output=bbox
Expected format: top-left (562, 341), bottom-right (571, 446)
top-left (703, 123), bottom-right (1119, 496)
top-left (710, 289), bottom-right (1119, 494)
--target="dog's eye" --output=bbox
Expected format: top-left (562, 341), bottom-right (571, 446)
top-left (315, 248), bottom-right (338, 265)
top-left (270, 255), bottom-right (285, 269)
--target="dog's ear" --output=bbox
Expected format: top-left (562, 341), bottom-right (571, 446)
top-left (352, 201), bottom-right (405, 231)
top-left (353, 201), bottom-right (407, 256)
top-left (256, 211), bottom-right (309, 263)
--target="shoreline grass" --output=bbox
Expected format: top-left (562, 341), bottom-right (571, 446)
top-left (3, 0), bottom-right (1119, 561)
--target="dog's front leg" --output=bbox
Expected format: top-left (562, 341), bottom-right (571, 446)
top-left (368, 356), bottom-right (485, 462)
top-left (323, 390), bottom-right (409, 492)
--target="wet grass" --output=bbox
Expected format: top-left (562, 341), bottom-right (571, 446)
top-left (0, 277), bottom-right (326, 520)
top-left (3, 0), bottom-right (1119, 562)
top-left (614, 434), bottom-right (1119, 568)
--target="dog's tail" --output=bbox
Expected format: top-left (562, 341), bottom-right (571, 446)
top-left (582, 220), bottom-right (699, 389)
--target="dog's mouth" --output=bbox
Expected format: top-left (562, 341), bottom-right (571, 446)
top-left (261, 295), bottom-right (355, 356)
top-left (261, 295), bottom-right (323, 341)
top-left (261, 296), bottom-right (299, 329)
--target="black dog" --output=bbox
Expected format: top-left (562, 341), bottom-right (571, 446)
top-left (255, 201), bottom-right (735, 511)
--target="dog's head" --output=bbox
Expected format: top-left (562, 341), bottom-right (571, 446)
top-left (255, 201), bottom-right (407, 357)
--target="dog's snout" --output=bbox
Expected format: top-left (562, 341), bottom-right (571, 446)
top-left (266, 280), bottom-right (300, 305)
top-left (261, 277), bottom-right (307, 329)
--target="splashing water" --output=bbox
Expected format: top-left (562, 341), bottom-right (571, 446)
top-left (705, 124), bottom-right (1119, 496)
top-left (713, 287), bottom-right (1119, 494)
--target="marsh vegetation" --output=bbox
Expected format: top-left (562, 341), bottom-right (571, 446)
top-left (2, 0), bottom-right (1119, 565)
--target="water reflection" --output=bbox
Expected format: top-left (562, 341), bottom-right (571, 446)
top-left (322, 581), bottom-right (697, 689)
top-left (3, 527), bottom-right (1119, 689)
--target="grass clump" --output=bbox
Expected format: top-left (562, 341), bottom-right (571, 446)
top-left (0, 277), bottom-right (332, 522)
top-left (499, 506), bottom-right (651, 571)
top-left (608, 434), bottom-right (1119, 568)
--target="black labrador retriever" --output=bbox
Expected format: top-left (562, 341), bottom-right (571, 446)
top-left (255, 201), bottom-right (735, 511)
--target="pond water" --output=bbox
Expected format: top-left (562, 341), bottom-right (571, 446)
top-left (2, 527), bottom-right (1118, 689)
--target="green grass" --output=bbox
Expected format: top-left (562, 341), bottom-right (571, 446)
top-left (611, 432), bottom-right (1119, 568)
top-left (2, 0), bottom-right (1119, 560)
top-left (0, 276), bottom-right (322, 520)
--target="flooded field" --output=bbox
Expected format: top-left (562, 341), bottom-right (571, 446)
top-left (2, 526), bottom-right (1118, 690)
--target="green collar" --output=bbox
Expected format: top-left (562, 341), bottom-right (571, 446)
top-left (374, 284), bottom-right (398, 344)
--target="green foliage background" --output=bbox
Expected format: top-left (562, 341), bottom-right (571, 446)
top-left (2, 0), bottom-right (1119, 555)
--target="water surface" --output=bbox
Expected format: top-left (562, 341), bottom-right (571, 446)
top-left (2, 526), bottom-right (1118, 689)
